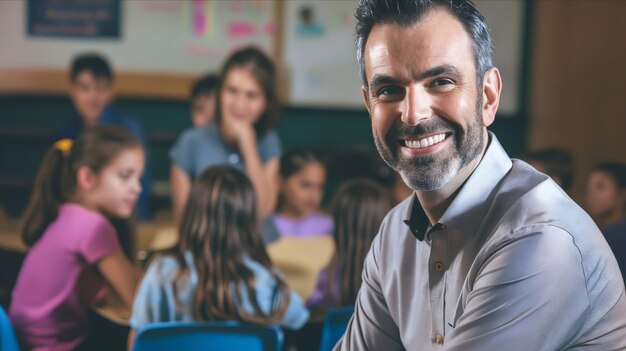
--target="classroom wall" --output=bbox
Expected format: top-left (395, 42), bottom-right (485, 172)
top-left (529, 0), bottom-right (626, 204)
top-left (0, 94), bottom-right (525, 217)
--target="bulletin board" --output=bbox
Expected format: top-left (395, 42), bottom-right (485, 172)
top-left (0, 0), bottom-right (278, 99)
top-left (0, 0), bottom-right (528, 110)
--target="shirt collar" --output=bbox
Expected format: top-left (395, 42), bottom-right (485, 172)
top-left (403, 132), bottom-right (513, 240)
top-left (403, 195), bottom-right (430, 241)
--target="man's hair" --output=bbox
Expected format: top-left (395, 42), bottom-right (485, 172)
top-left (190, 74), bottom-right (218, 101)
top-left (354, 0), bottom-right (493, 89)
top-left (70, 53), bottom-right (113, 82)
top-left (525, 148), bottom-right (575, 192)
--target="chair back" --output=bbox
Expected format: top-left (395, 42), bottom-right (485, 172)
top-left (133, 321), bottom-right (282, 351)
top-left (319, 306), bottom-right (354, 351)
top-left (0, 305), bottom-right (20, 351)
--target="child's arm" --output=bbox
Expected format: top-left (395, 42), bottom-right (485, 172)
top-left (127, 328), bottom-right (137, 351)
top-left (239, 134), bottom-right (279, 219)
top-left (98, 252), bottom-right (138, 308)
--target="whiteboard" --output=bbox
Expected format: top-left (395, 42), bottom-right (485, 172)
top-left (0, 0), bottom-right (276, 74)
top-left (282, 0), bottom-right (526, 113)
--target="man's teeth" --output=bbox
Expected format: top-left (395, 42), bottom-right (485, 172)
top-left (405, 133), bottom-right (446, 149)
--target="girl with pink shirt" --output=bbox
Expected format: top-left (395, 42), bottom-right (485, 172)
top-left (9, 126), bottom-right (142, 351)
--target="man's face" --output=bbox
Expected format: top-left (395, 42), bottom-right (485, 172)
top-left (362, 10), bottom-right (492, 192)
top-left (70, 71), bottom-right (113, 125)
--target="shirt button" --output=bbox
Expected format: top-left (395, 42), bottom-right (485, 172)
top-left (228, 153), bottom-right (240, 164)
top-left (434, 334), bottom-right (444, 345)
top-left (434, 261), bottom-right (444, 272)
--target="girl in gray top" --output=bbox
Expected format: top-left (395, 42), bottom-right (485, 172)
top-left (170, 47), bottom-right (282, 223)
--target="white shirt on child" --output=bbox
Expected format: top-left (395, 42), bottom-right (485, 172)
top-left (130, 251), bottom-right (309, 330)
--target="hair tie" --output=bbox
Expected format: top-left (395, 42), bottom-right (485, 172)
top-left (53, 139), bottom-right (73, 156)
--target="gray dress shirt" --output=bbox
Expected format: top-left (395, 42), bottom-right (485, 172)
top-left (336, 133), bottom-right (626, 350)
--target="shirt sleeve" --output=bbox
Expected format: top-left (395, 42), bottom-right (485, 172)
top-left (258, 129), bottom-right (282, 163)
top-left (280, 286), bottom-right (310, 330)
top-left (129, 258), bottom-right (169, 329)
top-left (445, 226), bottom-right (590, 351)
top-left (335, 232), bottom-right (404, 351)
top-left (169, 129), bottom-right (197, 178)
top-left (79, 220), bottom-right (121, 265)
top-left (243, 260), bottom-right (309, 330)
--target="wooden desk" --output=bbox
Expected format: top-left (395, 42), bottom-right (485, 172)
top-left (267, 236), bottom-right (335, 300)
top-left (0, 219), bottom-right (28, 253)
top-left (94, 292), bottom-right (131, 326)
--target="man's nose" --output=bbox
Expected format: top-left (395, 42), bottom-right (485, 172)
top-left (401, 87), bottom-right (432, 125)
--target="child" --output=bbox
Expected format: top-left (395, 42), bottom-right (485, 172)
top-left (9, 126), bottom-right (142, 351)
top-left (586, 162), bottom-right (626, 233)
top-left (586, 162), bottom-right (626, 283)
top-left (306, 179), bottom-right (392, 318)
top-left (170, 47), bottom-right (282, 223)
top-left (270, 148), bottom-right (333, 238)
top-left (56, 52), bottom-right (152, 220)
top-left (128, 166), bottom-right (309, 348)
top-left (189, 74), bottom-right (218, 128)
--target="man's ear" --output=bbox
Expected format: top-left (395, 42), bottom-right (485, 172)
top-left (76, 166), bottom-right (98, 191)
top-left (361, 85), bottom-right (371, 115)
top-left (481, 67), bottom-right (502, 127)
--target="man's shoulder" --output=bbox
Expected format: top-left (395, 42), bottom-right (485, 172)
top-left (498, 159), bottom-right (595, 235)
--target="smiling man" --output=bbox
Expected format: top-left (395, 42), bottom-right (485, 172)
top-left (336, 1), bottom-right (626, 350)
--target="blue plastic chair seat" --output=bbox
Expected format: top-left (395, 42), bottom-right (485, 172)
top-left (133, 321), bottom-right (282, 351)
top-left (0, 305), bottom-right (20, 351)
top-left (319, 305), bottom-right (354, 351)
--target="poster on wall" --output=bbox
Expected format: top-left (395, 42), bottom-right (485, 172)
top-left (27, 0), bottom-right (121, 39)
top-left (182, 0), bottom-right (275, 60)
top-left (283, 0), bottom-right (361, 108)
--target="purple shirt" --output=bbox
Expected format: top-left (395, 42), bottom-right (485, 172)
top-left (9, 203), bottom-right (121, 351)
top-left (271, 212), bottom-right (333, 238)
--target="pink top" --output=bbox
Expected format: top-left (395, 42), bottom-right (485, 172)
top-left (9, 203), bottom-right (121, 351)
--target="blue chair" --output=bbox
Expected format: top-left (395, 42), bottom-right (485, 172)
top-left (133, 321), bottom-right (283, 351)
top-left (319, 306), bottom-right (354, 351)
top-left (0, 305), bottom-right (20, 351)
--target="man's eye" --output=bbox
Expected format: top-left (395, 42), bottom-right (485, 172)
top-left (378, 86), bottom-right (404, 97)
top-left (431, 79), bottom-right (454, 88)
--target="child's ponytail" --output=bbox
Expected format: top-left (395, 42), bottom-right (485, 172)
top-left (22, 139), bottom-right (73, 246)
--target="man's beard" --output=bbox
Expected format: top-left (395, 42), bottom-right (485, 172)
top-left (374, 105), bottom-right (485, 192)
